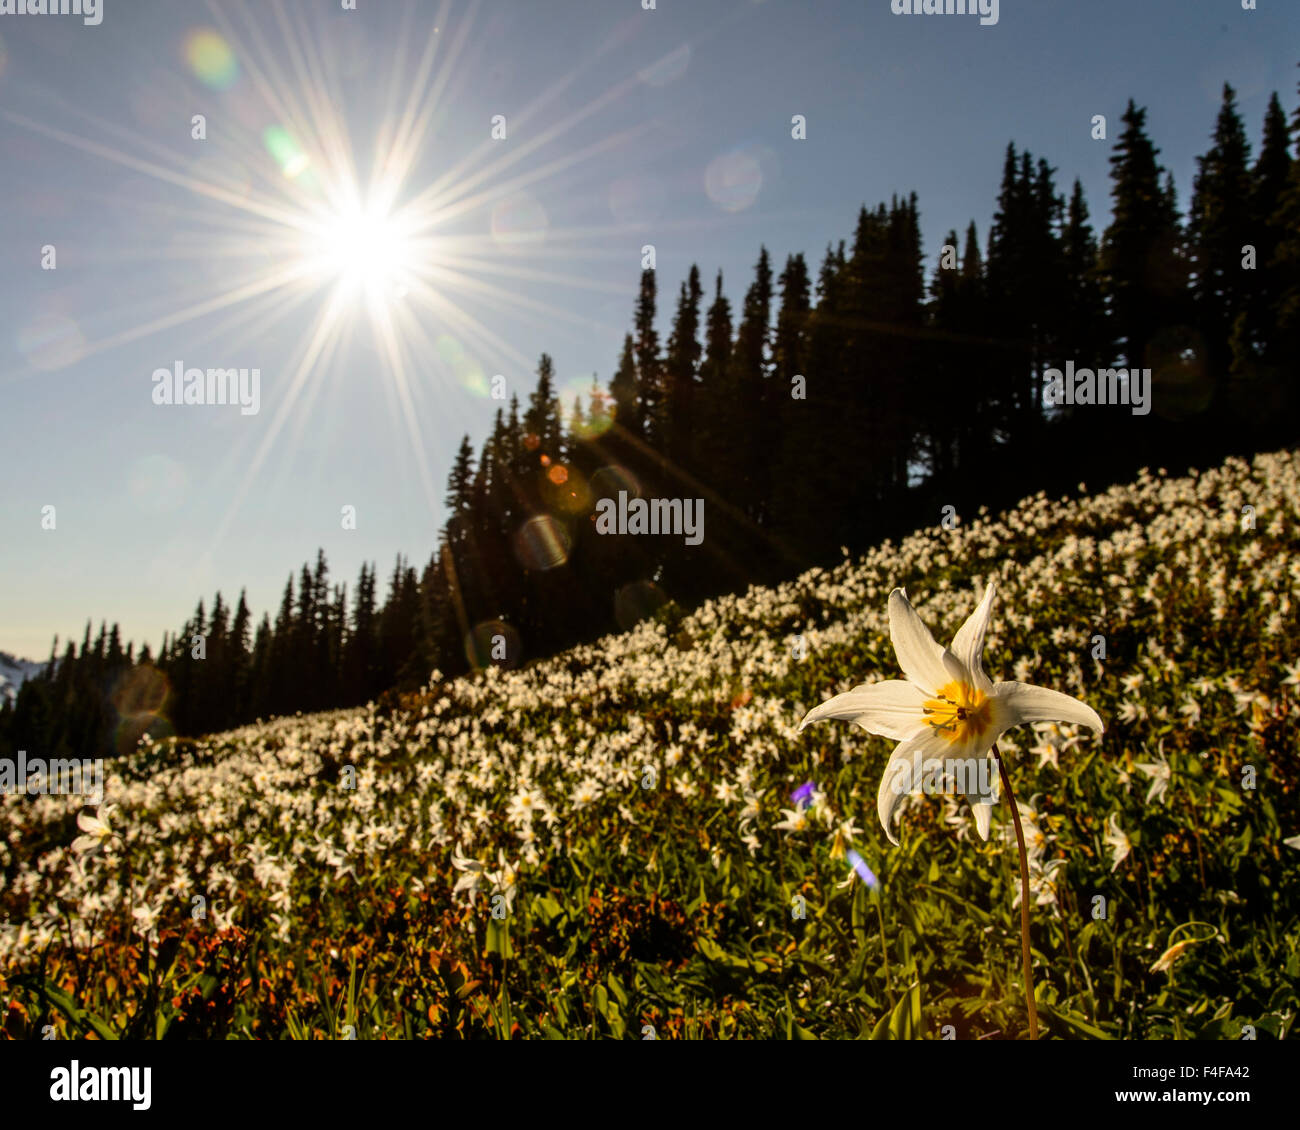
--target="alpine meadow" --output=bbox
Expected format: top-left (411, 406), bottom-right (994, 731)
top-left (1, 0), bottom-right (1298, 1079)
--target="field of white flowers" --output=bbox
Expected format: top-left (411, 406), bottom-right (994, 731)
top-left (2, 449), bottom-right (1298, 1039)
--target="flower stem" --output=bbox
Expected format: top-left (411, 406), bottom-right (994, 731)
top-left (873, 894), bottom-right (894, 1009)
top-left (993, 743), bottom-right (1039, 1040)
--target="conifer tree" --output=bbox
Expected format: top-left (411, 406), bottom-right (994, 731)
top-left (633, 270), bottom-right (662, 444)
top-left (663, 264), bottom-right (703, 473)
top-left (1189, 84), bottom-right (1254, 403)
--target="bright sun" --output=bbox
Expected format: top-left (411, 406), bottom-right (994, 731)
top-left (305, 200), bottom-right (413, 300)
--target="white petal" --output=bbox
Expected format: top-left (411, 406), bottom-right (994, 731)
top-left (948, 582), bottom-right (997, 694)
top-left (77, 812), bottom-right (108, 836)
top-left (799, 680), bottom-right (928, 741)
top-left (972, 801), bottom-right (993, 840)
top-left (991, 681), bottom-right (1104, 735)
top-left (876, 727), bottom-right (950, 846)
top-left (888, 588), bottom-right (961, 695)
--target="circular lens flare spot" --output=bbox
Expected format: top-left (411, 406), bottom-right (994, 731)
top-left (615, 580), bottom-right (668, 631)
top-left (184, 28), bottom-right (240, 91)
top-left (547, 465), bottom-right (591, 515)
top-left (705, 145), bottom-right (770, 213)
top-left (436, 334), bottom-right (488, 396)
top-left (591, 465), bottom-right (641, 500)
top-left (263, 125), bottom-right (311, 180)
top-left (513, 515), bottom-right (571, 571)
top-left (465, 620), bottom-right (520, 670)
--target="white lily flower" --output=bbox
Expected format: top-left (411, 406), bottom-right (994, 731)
top-left (1105, 813), bottom-right (1131, 872)
top-left (1134, 749), bottom-right (1171, 805)
top-left (450, 844), bottom-right (488, 903)
top-left (773, 807), bottom-right (809, 835)
top-left (131, 902), bottom-right (161, 940)
top-left (71, 805), bottom-right (119, 855)
top-left (799, 583), bottom-right (1104, 845)
top-left (486, 850), bottom-right (519, 913)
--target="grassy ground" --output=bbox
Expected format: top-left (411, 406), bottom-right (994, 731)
top-left (3, 450), bottom-right (1298, 1039)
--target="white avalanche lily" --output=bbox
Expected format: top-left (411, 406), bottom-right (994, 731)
top-left (450, 845), bottom-right (488, 903)
top-left (486, 850), bottom-right (520, 913)
top-left (70, 805), bottom-right (119, 855)
top-left (1134, 748), bottom-right (1171, 805)
top-left (773, 807), bottom-right (809, 835)
top-left (1105, 813), bottom-right (1131, 872)
top-left (799, 582), bottom-right (1103, 846)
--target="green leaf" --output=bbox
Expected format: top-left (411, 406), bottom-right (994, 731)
top-left (916, 882), bottom-right (991, 926)
top-left (851, 880), bottom-right (866, 946)
top-left (637, 964), bottom-right (673, 998)
top-left (607, 973), bottom-right (629, 1009)
top-left (869, 1008), bottom-right (892, 1040)
top-left (888, 983), bottom-right (917, 1040)
top-left (35, 979), bottom-right (119, 1041)
top-left (1038, 1002), bottom-right (1113, 1040)
top-left (485, 917), bottom-right (514, 958)
top-left (533, 894), bottom-right (565, 925)
top-left (695, 936), bottom-right (752, 970)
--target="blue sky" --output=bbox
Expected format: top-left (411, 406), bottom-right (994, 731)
top-left (1, 0), bottom-right (1297, 660)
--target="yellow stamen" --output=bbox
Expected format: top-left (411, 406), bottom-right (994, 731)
top-left (922, 681), bottom-right (993, 744)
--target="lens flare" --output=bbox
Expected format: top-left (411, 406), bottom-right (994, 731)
top-left (591, 465), bottom-right (641, 500)
top-left (18, 310), bottom-right (86, 372)
top-left (846, 849), bottom-right (880, 890)
top-left (112, 663), bottom-right (170, 716)
top-left (637, 44), bottom-right (690, 88)
top-left (545, 464), bottom-right (591, 515)
top-left (464, 620), bottom-right (521, 670)
top-left (436, 334), bottom-right (489, 396)
top-left (263, 125), bottom-right (311, 181)
top-left (513, 515), bottom-right (571, 571)
top-left (184, 28), bottom-right (240, 91)
top-left (614, 580), bottom-right (666, 631)
top-left (705, 144), bottom-right (774, 213)
top-left (111, 664), bottom-right (173, 756)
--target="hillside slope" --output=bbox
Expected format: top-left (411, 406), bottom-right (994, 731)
top-left (2, 450), bottom-right (1297, 1039)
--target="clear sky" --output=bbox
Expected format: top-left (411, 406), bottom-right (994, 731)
top-left (1, 0), bottom-right (1296, 661)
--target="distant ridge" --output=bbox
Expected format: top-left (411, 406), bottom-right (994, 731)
top-left (0, 652), bottom-right (46, 707)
